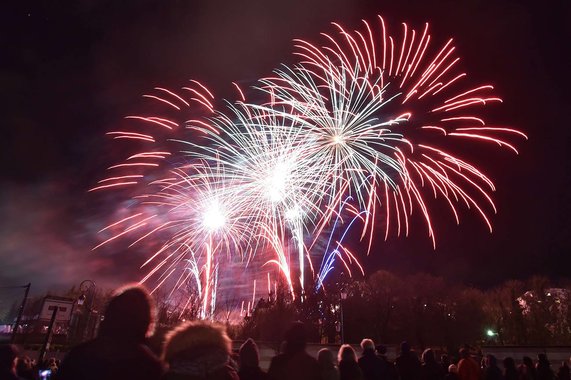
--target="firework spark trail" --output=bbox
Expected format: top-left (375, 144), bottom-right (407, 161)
top-left (183, 102), bottom-right (333, 292)
top-left (92, 16), bottom-right (526, 314)
top-left (257, 17), bottom-right (527, 250)
top-left (93, 83), bottom-right (258, 319)
top-left (315, 196), bottom-right (369, 290)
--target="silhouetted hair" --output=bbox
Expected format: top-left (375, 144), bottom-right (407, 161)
top-left (523, 356), bottom-right (534, 368)
top-left (284, 321), bottom-right (307, 354)
top-left (360, 339), bottom-right (375, 351)
top-left (338, 344), bottom-right (357, 363)
top-left (503, 357), bottom-right (516, 370)
top-left (318, 348), bottom-right (336, 369)
top-left (375, 345), bottom-right (387, 355)
top-left (459, 348), bottom-right (470, 359)
top-left (485, 354), bottom-right (497, 367)
top-left (422, 348), bottom-right (436, 364)
top-left (99, 284), bottom-right (155, 343)
top-left (537, 353), bottom-right (549, 365)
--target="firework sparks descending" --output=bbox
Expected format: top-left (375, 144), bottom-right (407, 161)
top-left (256, 17), bottom-right (527, 249)
top-left (93, 16), bottom-right (526, 317)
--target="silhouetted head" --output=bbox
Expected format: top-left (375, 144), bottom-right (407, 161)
top-left (485, 354), bottom-right (497, 367)
top-left (537, 353), bottom-right (549, 365)
top-left (523, 356), bottom-right (534, 367)
top-left (400, 341), bottom-right (411, 354)
top-left (503, 357), bottom-right (516, 370)
top-left (99, 284), bottom-right (155, 343)
top-left (360, 339), bottom-right (375, 353)
top-left (338, 344), bottom-right (357, 363)
top-left (422, 348), bottom-right (436, 364)
top-left (318, 348), bottom-right (336, 369)
top-left (162, 320), bottom-right (231, 363)
top-left (375, 345), bottom-right (387, 355)
top-left (448, 364), bottom-right (458, 374)
top-left (284, 321), bottom-right (307, 354)
top-left (459, 348), bottom-right (470, 359)
top-left (239, 338), bottom-right (260, 368)
top-left (441, 354), bottom-right (450, 365)
top-left (0, 344), bottom-right (18, 373)
top-left (16, 355), bottom-right (32, 372)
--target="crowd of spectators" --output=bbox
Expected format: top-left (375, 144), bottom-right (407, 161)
top-left (1, 284), bottom-right (570, 380)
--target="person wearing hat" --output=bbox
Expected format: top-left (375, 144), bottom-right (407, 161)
top-left (238, 338), bottom-right (268, 380)
top-left (394, 341), bottom-right (420, 380)
top-left (162, 320), bottom-right (238, 380)
top-left (267, 321), bottom-right (320, 380)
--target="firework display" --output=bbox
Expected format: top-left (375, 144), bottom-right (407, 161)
top-left (93, 17), bottom-right (526, 319)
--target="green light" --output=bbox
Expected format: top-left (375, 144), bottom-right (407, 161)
top-left (486, 329), bottom-right (496, 337)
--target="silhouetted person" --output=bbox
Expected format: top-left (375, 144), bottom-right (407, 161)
top-left (318, 348), bottom-right (340, 380)
top-left (394, 341), bottom-right (421, 380)
top-left (557, 361), bottom-right (570, 380)
top-left (162, 320), bottom-right (238, 380)
top-left (536, 353), bottom-right (555, 380)
top-left (445, 364), bottom-right (460, 380)
top-left (239, 338), bottom-right (268, 380)
top-left (358, 339), bottom-right (384, 380)
top-left (267, 321), bottom-right (320, 380)
top-left (58, 284), bottom-right (163, 380)
top-left (440, 355), bottom-right (451, 375)
top-left (376, 344), bottom-right (397, 380)
top-left (457, 348), bottom-right (480, 380)
top-left (482, 354), bottom-right (502, 380)
top-left (338, 344), bottom-right (362, 380)
top-left (16, 355), bottom-right (35, 380)
top-left (519, 356), bottom-right (538, 380)
top-left (503, 357), bottom-right (518, 380)
top-left (420, 348), bottom-right (445, 380)
top-left (0, 344), bottom-right (21, 380)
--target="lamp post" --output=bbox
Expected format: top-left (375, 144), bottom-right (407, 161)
top-left (340, 290), bottom-right (347, 344)
top-left (77, 280), bottom-right (96, 342)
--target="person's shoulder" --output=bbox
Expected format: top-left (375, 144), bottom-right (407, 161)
top-left (270, 353), bottom-right (288, 364)
top-left (268, 353), bottom-right (288, 371)
top-left (133, 343), bottom-right (163, 372)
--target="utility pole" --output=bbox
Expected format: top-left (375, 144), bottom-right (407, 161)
top-left (10, 282), bottom-right (31, 343)
top-left (38, 306), bottom-right (58, 364)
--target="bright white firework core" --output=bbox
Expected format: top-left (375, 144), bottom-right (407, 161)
top-left (202, 200), bottom-right (226, 231)
top-left (285, 205), bottom-right (302, 221)
top-left (265, 162), bottom-right (289, 203)
top-left (332, 134), bottom-right (345, 145)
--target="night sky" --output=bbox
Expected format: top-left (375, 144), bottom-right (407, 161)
top-left (1, 0), bottom-right (570, 294)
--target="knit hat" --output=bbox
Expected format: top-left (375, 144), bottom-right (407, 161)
top-left (239, 338), bottom-right (259, 368)
top-left (163, 320), bottom-right (232, 362)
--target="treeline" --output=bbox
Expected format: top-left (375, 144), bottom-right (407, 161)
top-left (239, 271), bottom-right (571, 350)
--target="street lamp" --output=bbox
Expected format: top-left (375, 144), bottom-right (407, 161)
top-left (340, 290), bottom-right (348, 344)
top-left (76, 280), bottom-right (96, 342)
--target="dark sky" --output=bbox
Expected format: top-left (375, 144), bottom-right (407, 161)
top-left (1, 0), bottom-right (570, 294)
